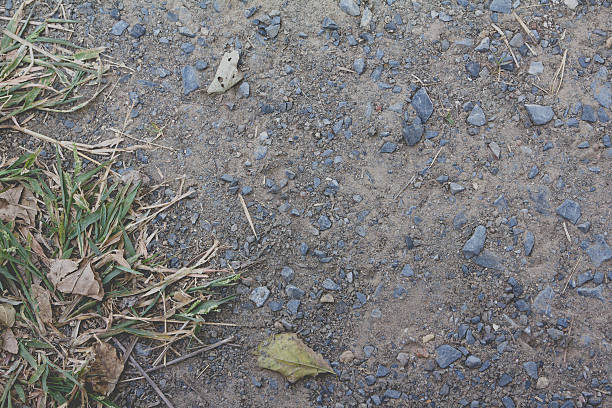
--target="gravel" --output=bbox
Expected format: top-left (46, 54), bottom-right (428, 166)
top-left (435, 345), bottom-right (462, 368)
top-left (249, 287), bottom-right (270, 307)
top-left (462, 225), bottom-right (487, 259)
top-left (339, 0), bottom-right (360, 16)
top-left (411, 87), bottom-right (434, 123)
top-left (585, 235), bottom-right (612, 266)
top-left (556, 199), bottom-right (581, 224)
top-left (467, 105), bottom-right (486, 126)
top-left (181, 65), bottom-right (199, 95)
top-left (525, 104), bottom-right (554, 125)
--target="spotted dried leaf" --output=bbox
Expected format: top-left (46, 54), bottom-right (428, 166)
top-left (207, 50), bottom-right (243, 94)
top-left (0, 304), bottom-right (15, 327)
top-left (31, 284), bottom-right (53, 324)
top-left (1, 328), bottom-right (18, 354)
top-left (86, 342), bottom-right (124, 396)
top-left (48, 259), bottom-right (104, 300)
top-left (0, 185), bottom-right (37, 225)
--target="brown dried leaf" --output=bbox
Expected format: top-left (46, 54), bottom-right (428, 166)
top-left (0, 304), bottom-right (15, 327)
top-left (93, 249), bottom-right (130, 269)
top-left (1, 328), bottom-right (18, 354)
top-left (48, 259), bottom-right (104, 300)
top-left (31, 284), bottom-right (53, 324)
top-left (19, 227), bottom-right (50, 266)
top-left (87, 342), bottom-right (124, 396)
top-left (0, 186), bottom-right (37, 225)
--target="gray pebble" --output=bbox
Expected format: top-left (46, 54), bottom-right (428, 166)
top-left (380, 141), bottom-right (397, 153)
top-left (411, 87), bottom-right (434, 123)
top-left (533, 286), bottom-right (555, 315)
top-left (402, 117), bottom-right (423, 146)
top-left (524, 231), bottom-right (534, 256)
top-left (339, 0), bottom-right (360, 16)
top-left (490, 0), bottom-right (512, 13)
top-left (556, 199), bottom-right (581, 224)
top-left (129, 24), bottom-right (146, 38)
top-left (463, 225), bottom-right (487, 259)
top-left (322, 278), bottom-right (340, 291)
top-left (249, 286), bottom-right (270, 307)
top-left (450, 182), bottom-right (465, 195)
top-left (435, 345), bottom-right (462, 368)
top-left (577, 285), bottom-right (604, 301)
top-left (318, 215), bottom-right (332, 230)
top-left (353, 58), bottom-right (365, 75)
top-left (465, 355), bottom-right (482, 368)
top-left (111, 20), bottom-right (129, 36)
top-left (523, 361), bottom-right (538, 379)
top-left (467, 105), bottom-right (486, 126)
top-left (525, 104), bottom-right (554, 125)
top-left (280, 266), bottom-right (294, 282)
top-left (528, 165), bottom-right (539, 179)
top-left (585, 234), bottom-right (612, 267)
top-left (182, 66), bottom-right (199, 95)
top-left (237, 82), bottom-right (250, 98)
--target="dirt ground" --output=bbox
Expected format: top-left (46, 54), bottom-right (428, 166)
top-left (2, 0), bottom-right (611, 407)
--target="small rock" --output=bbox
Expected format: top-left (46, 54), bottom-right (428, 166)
top-left (129, 24), bottom-right (146, 38)
top-left (463, 225), bottom-right (487, 259)
top-left (411, 87), bottom-right (434, 123)
top-left (582, 105), bottom-right (597, 122)
top-left (556, 199), bottom-right (581, 224)
top-left (533, 286), bottom-right (555, 315)
top-left (111, 20), bottom-right (129, 36)
top-left (360, 7), bottom-right (373, 28)
top-left (449, 182), bottom-right (465, 195)
top-left (490, 0), bottom-right (512, 13)
top-left (375, 365), bottom-right (390, 377)
top-left (465, 61), bottom-right (481, 79)
top-left (525, 104), bottom-right (554, 125)
top-left (380, 142), bottom-right (397, 153)
top-left (322, 17), bottom-right (338, 30)
top-left (501, 397), bottom-right (516, 408)
top-left (249, 287), bottom-right (270, 307)
top-left (465, 355), bottom-right (482, 368)
top-left (489, 142), bottom-right (501, 159)
top-left (339, 0), bottom-right (360, 16)
top-left (320, 293), bottom-right (335, 303)
top-left (528, 165), bottom-right (539, 179)
top-left (318, 215), bottom-right (332, 230)
top-left (422, 334), bottom-right (435, 343)
top-left (467, 105), bottom-right (486, 126)
top-left (577, 285), bottom-right (605, 301)
top-left (564, 0), bottom-right (579, 10)
top-left (322, 278), bottom-right (340, 291)
top-left (528, 61), bottom-right (544, 75)
top-left (475, 37), bottom-right (490, 52)
top-left (402, 117), bottom-right (423, 146)
top-left (435, 345), bottom-right (462, 369)
top-left (339, 350), bottom-right (355, 363)
top-left (499, 373), bottom-right (513, 387)
top-left (397, 352), bottom-right (410, 367)
top-left (586, 235), bottom-right (612, 267)
top-left (237, 82), bottom-right (250, 98)
top-left (280, 266), bottom-right (294, 282)
top-left (509, 33), bottom-right (524, 48)
top-left (523, 361), bottom-right (538, 379)
top-left (524, 231), bottom-right (535, 256)
top-left (353, 58), bottom-right (366, 75)
top-left (182, 66), bottom-right (199, 95)
top-left (536, 377), bottom-right (549, 389)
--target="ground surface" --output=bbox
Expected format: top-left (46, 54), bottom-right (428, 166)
top-left (2, 0), bottom-right (612, 407)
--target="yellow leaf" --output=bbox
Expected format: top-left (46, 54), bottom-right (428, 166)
top-left (0, 303), bottom-right (15, 327)
top-left (255, 333), bottom-right (335, 383)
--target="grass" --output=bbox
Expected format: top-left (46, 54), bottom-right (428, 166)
top-left (0, 151), bottom-right (239, 407)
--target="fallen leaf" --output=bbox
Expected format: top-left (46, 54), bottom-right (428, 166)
top-left (0, 304), bottom-right (15, 327)
top-left (86, 342), bottom-right (124, 396)
top-left (48, 259), bottom-right (104, 300)
top-left (94, 249), bottom-right (131, 269)
top-left (19, 227), bottom-right (50, 266)
top-left (255, 333), bottom-right (335, 383)
top-left (207, 50), bottom-right (243, 94)
top-left (31, 284), bottom-right (53, 324)
top-left (1, 328), bottom-right (18, 354)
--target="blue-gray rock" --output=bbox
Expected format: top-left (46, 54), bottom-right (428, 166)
top-left (525, 104), bottom-right (554, 125)
top-left (463, 225), bottom-right (487, 259)
top-left (285, 285), bottom-right (305, 299)
top-left (237, 81), bottom-right (250, 98)
top-left (467, 105), bottom-right (486, 126)
top-left (533, 286), bottom-right (555, 315)
top-left (466, 61), bottom-right (481, 79)
top-left (594, 83), bottom-right (611, 108)
top-left (577, 221), bottom-right (591, 233)
top-left (249, 286), bottom-right (270, 307)
top-left (556, 199), bottom-right (581, 224)
top-left (402, 117), bottom-right (423, 146)
top-left (111, 20), bottom-right (129, 36)
top-left (501, 396), bottom-right (516, 408)
top-left (490, 0), bottom-right (512, 13)
top-left (474, 250), bottom-right (502, 270)
top-left (287, 299), bottom-right (300, 315)
top-left (266, 24), bottom-right (280, 39)
top-left (411, 88), bottom-right (434, 123)
top-left (465, 355), bottom-right (482, 368)
top-left (576, 271), bottom-right (593, 287)
top-left (322, 278), bottom-right (340, 291)
top-left (524, 231), bottom-right (534, 256)
top-left (581, 105), bottom-right (597, 122)
top-left (318, 215), bottom-right (332, 230)
top-left (401, 264), bottom-right (415, 277)
top-left (585, 234), bottom-right (612, 267)
top-left (577, 285), bottom-right (604, 301)
top-left (129, 24), bottom-right (146, 38)
top-left (280, 266), bottom-right (294, 282)
top-left (523, 361), bottom-right (538, 379)
top-left (475, 37), bottom-right (490, 52)
top-left (436, 345), bottom-right (462, 368)
top-left (182, 66), bottom-right (199, 95)
top-left (195, 60), bottom-right (209, 71)
top-left (499, 373), bottom-right (513, 387)
top-left (528, 165), bottom-right (539, 179)
top-left (449, 182), bottom-right (465, 195)
top-left (339, 0), bottom-right (360, 16)
top-left (322, 17), bottom-right (338, 29)
top-left (353, 58), bottom-right (366, 75)
top-left (375, 365), bottom-right (390, 377)
top-left (181, 42), bottom-right (195, 54)
top-left (380, 141), bottom-right (397, 153)
top-left (384, 389), bottom-right (401, 399)
top-left (453, 212), bottom-right (467, 229)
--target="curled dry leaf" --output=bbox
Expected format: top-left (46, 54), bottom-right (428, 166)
top-left (0, 303), bottom-right (16, 327)
top-left (0, 185), bottom-right (38, 225)
top-left (31, 284), bottom-right (53, 324)
top-left (207, 50), bottom-right (243, 94)
top-left (48, 259), bottom-right (104, 300)
top-left (1, 328), bottom-right (18, 354)
top-left (255, 333), bottom-right (335, 383)
top-left (87, 342), bottom-right (124, 396)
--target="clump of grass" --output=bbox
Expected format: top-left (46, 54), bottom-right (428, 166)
top-left (0, 1), bottom-right (108, 126)
top-left (0, 151), bottom-right (239, 407)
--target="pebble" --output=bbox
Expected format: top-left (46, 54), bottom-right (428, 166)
top-left (380, 142), bottom-right (397, 153)
top-left (320, 293), bottom-right (334, 303)
top-left (525, 104), bottom-right (554, 125)
top-left (254, 145), bottom-right (267, 160)
top-left (375, 365), bottom-right (390, 377)
top-left (467, 105), bottom-right (487, 126)
top-left (594, 84), bottom-right (611, 108)
top-left (564, 0), bottom-right (579, 9)
top-left (396, 352), bottom-right (410, 367)
top-left (287, 299), bottom-right (300, 315)
top-left (475, 37), bottom-right (490, 52)
top-left (528, 165), bottom-right (539, 179)
top-left (523, 361), bottom-right (539, 379)
top-left (280, 266), bottom-right (294, 282)
top-left (555, 199), bottom-right (581, 224)
top-left (360, 8), bottom-right (372, 28)
top-left (582, 105), bottom-right (597, 122)
top-left (318, 215), bottom-right (332, 230)
top-left (435, 345), bottom-right (462, 368)
top-left (585, 234), bottom-right (612, 266)
top-left (237, 82), bottom-right (250, 98)
top-left (499, 373), bottom-right (513, 387)
top-left (450, 182), bottom-right (465, 195)
top-left (401, 264), bottom-right (415, 278)
top-left (524, 231), bottom-right (535, 256)
top-left (577, 285), bottom-right (604, 301)
top-left (490, 0), bottom-right (512, 13)
top-left (339, 0), bottom-right (360, 16)
top-left (402, 117), bottom-right (424, 146)
top-left (463, 225), bottom-right (487, 259)
top-left (536, 376), bottom-right (550, 389)
top-left (111, 20), bottom-right (129, 36)
top-left (528, 61), bottom-right (544, 75)
top-left (129, 24), bottom-right (146, 38)
top-left (322, 17), bottom-right (338, 30)
top-left (323, 278), bottom-right (340, 291)
top-left (411, 88), bottom-right (434, 123)
top-left (339, 350), bottom-right (354, 363)
top-left (465, 61), bottom-right (481, 79)
top-left (501, 396), bottom-right (516, 408)
top-left (353, 58), bottom-right (365, 75)
top-left (249, 287), bottom-right (270, 307)
top-left (465, 355), bottom-right (482, 368)
top-left (533, 286), bottom-right (555, 315)
top-left (182, 66), bottom-right (199, 95)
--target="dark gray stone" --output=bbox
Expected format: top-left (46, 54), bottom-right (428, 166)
top-left (586, 234), bottom-right (612, 267)
top-left (499, 373), bottom-right (513, 387)
top-left (111, 20), bottom-right (129, 36)
top-left (525, 104), bottom-right (554, 125)
top-left (465, 61), bottom-right (481, 79)
top-left (581, 105), bottom-right (597, 122)
top-left (463, 225), bottom-right (487, 259)
top-left (577, 285), bottom-right (604, 301)
top-left (465, 355), bottom-right (482, 368)
top-left (490, 0), bottom-right (512, 13)
top-left (533, 286), bottom-right (555, 315)
top-left (287, 299), bottom-right (300, 315)
top-left (524, 231), bottom-right (534, 256)
top-left (182, 66), bottom-right (199, 95)
top-left (353, 58), bottom-right (366, 75)
top-left (528, 165), bottom-right (539, 179)
top-left (380, 141), bottom-right (397, 153)
top-left (249, 286), bottom-right (270, 307)
top-left (318, 215), bottom-right (332, 230)
top-left (129, 24), bottom-right (146, 38)
top-left (375, 365), bottom-right (390, 377)
top-left (322, 17), bottom-right (338, 29)
top-left (474, 250), bottom-right (502, 270)
top-left (467, 105), bottom-right (486, 126)
top-left (556, 199), bottom-right (581, 224)
top-left (339, 0), bottom-right (360, 16)
top-left (280, 266), bottom-right (294, 282)
top-left (411, 88), bottom-right (434, 123)
top-left (523, 361), bottom-right (538, 379)
top-left (594, 83), bottom-right (611, 108)
top-left (436, 345), bottom-right (462, 368)
top-left (401, 264), bottom-right (415, 277)
top-left (402, 117), bottom-right (423, 146)
top-left (285, 285), bottom-right (305, 299)
top-left (501, 396), bottom-right (516, 408)
top-left (237, 82), bottom-right (250, 98)
top-left (450, 182), bottom-right (465, 195)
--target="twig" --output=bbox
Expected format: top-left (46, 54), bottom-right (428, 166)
top-left (114, 338), bottom-right (175, 408)
top-left (562, 255), bottom-right (582, 294)
top-left (491, 23), bottom-right (520, 68)
top-left (239, 194), bottom-right (258, 240)
top-left (551, 49), bottom-right (567, 95)
top-left (562, 221), bottom-right (571, 244)
top-left (109, 127), bottom-right (175, 151)
top-left (145, 336), bottom-right (234, 374)
top-left (336, 66), bottom-right (357, 74)
top-left (393, 174), bottom-right (417, 200)
top-left (512, 11), bottom-right (537, 44)
top-left (121, 337), bottom-right (138, 366)
top-left (563, 318), bottom-right (573, 364)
